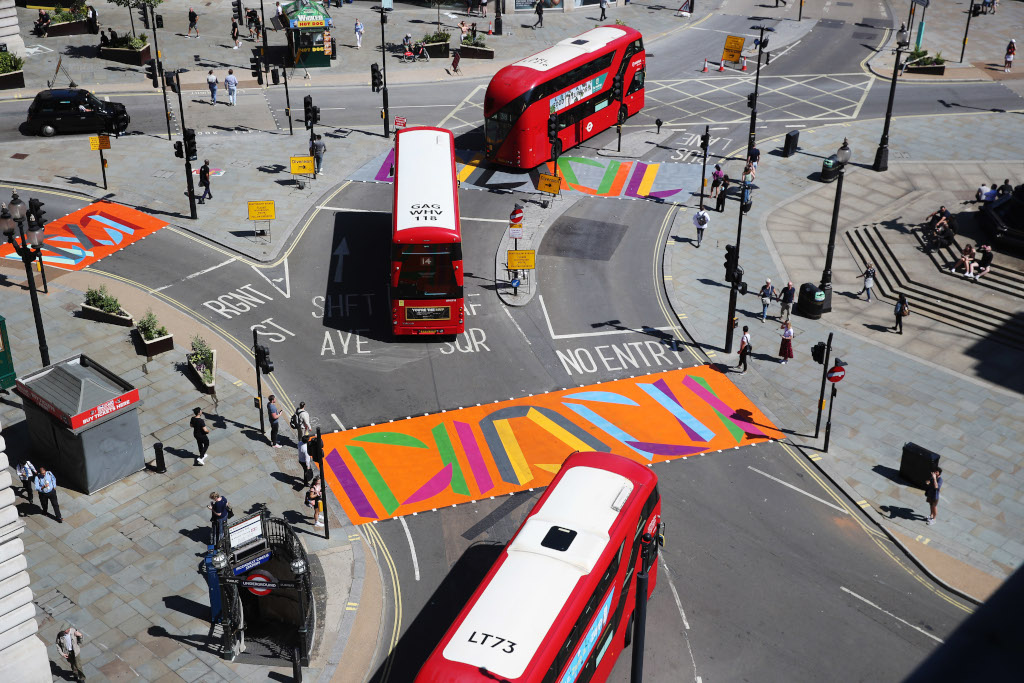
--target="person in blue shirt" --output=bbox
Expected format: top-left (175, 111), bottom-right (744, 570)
top-left (267, 394), bottom-right (282, 448)
top-left (16, 460), bottom-right (37, 504)
top-left (208, 492), bottom-right (229, 545)
top-left (34, 466), bottom-right (63, 523)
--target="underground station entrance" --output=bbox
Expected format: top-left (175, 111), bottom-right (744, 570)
top-left (206, 507), bottom-right (316, 669)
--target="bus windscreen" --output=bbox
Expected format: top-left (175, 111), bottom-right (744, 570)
top-left (392, 244), bottom-right (462, 299)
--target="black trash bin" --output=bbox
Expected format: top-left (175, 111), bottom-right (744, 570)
top-left (783, 130), bottom-right (799, 157)
top-left (821, 154), bottom-right (840, 182)
top-left (899, 442), bottom-right (940, 489)
top-left (972, 3), bottom-right (981, 16)
top-left (796, 282), bottom-right (824, 319)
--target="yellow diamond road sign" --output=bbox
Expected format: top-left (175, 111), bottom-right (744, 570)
top-left (89, 135), bottom-right (111, 151)
top-left (248, 200), bottom-right (276, 221)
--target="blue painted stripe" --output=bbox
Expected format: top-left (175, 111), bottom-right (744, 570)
top-left (564, 403), bottom-right (648, 459)
top-left (638, 383), bottom-right (715, 442)
top-left (562, 391), bottom-right (639, 406)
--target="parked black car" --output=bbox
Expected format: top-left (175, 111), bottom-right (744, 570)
top-left (25, 89), bottom-right (130, 137)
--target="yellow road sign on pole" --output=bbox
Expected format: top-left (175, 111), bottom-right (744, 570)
top-left (722, 36), bottom-right (745, 63)
top-left (89, 135), bottom-right (111, 151)
top-left (537, 173), bottom-right (561, 195)
top-left (508, 250), bottom-right (536, 270)
top-left (247, 200), bottom-right (276, 221)
top-left (290, 156), bottom-right (315, 174)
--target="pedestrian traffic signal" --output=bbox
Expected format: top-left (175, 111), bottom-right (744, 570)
top-left (548, 114), bottom-right (558, 143)
top-left (370, 63), bottom-right (382, 92)
top-left (311, 105), bottom-right (321, 125)
top-left (724, 244), bottom-right (738, 282)
top-left (309, 432), bottom-right (324, 463)
top-left (612, 73), bottom-right (623, 100)
top-left (183, 128), bottom-right (197, 160)
top-left (255, 344), bottom-right (274, 374)
top-left (250, 56), bottom-right (263, 85)
top-left (747, 92), bottom-right (756, 109)
top-left (271, 67), bottom-right (280, 85)
top-left (174, 140), bottom-right (184, 158)
top-left (28, 198), bottom-right (46, 225)
top-left (232, 0), bottom-right (243, 22)
top-left (700, 132), bottom-right (710, 152)
top-left (811, 341), bottom-right (827, 365)
top-left (145, 59), bottom-right (159, 89)
top-left (164, 71), bottom-right (177, 93)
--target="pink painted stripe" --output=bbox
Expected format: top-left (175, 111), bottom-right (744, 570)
top-left (455, 421), bottom-right (494, 494)
top-left (403, 464), bottom-right (454, 505)
top-left (682, 377), bottom-right (766, 437)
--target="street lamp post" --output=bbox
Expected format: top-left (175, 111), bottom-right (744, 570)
top-left (818, 138), bottom-right (851, 314)
top-left (379, 7), bottom-right (391, 139)
top-left (873, 24), bottom-right (910, 172)
top-left (747, 25), bottom-right (775, 160)
top-left (1, 193), bottom-right (50, 367)
top-left (723, 177), bottom-right (750, 354)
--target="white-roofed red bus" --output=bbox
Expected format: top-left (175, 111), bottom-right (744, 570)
top-left (415, 451), bottom-right (663, 683)
top-left (390, 126), bottom-right (465, 336)
top-left (484, 26), bottom-right (646, 169)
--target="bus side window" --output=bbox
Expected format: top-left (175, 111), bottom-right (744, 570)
top-left (628, 70), bottom-right (644, 96)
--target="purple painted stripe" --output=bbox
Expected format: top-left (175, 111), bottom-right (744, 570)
top-left (653, 378), bottom-right (704, 441)
top-left (623, 162), bottom-right (647, 198)
top-left (326, 448), bottom-right (379, 519)
top-left (626, 442), bottom-right (706, 457)
top-left (682, 377), bottom-right (766, 436)
top-left (455, 421), bottom-right (494, 494)
top-left (648, 186), bottom-right (683, 199)
top-left (374, 148), bottom-right (396, 182)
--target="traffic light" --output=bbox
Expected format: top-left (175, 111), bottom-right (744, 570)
top-left (174, 140), bottom-right (184, 158)
top-left (548, 114), bottom-right (558, 143)
top-left (612, 73), bottom-right (623, 100)
top-left (309, 432), bottom-right (324, 464)
top-left (164, 71), bottom-right (177, 93)
top-left (232, 0), bottom-right (242, 22)
top-left (271, 67), bottom-right (280, 85)
top-left (255, 344), bottom-right (274, 374)
top-left (370, 63), bottom-right (382, 92)
top-left (155, 13), bottom-right (163, 29)
top-left (724, 245), bottom-right (738, 283)
top-left (747, 92), bottom-right (756, 109)
top-left (811, 342), bottom-right (827, 365)
top-left (28, 198), bottom-right (46, 225)
top-left (183, 128), bottom-right (197, 160)
top-left (250, 56), bottom-right (263, 85)
top-left (145, 59), bottom-right (158, 89)
top-left (311, 105), bottom-right (320, 125)
top-left (700, 132), bottom-right (709, 152)
top-left (304, 95), bottom-right (314, 129)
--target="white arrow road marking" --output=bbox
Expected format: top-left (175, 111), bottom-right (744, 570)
top-left (251, 258), bottom-right (291, 299)
top-left (333, 238), bottom-right (350, 283)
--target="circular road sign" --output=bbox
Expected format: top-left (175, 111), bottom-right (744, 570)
top-left (827, 366), bottom-right (846, 383)
top-left (245, 570), bottom-right (276, 596)
top-left (510, 208), bottom-right (524, 224)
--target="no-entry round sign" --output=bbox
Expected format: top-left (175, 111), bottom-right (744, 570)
top-left (827, 366), bottom-right (846, 383)
top-left (510, 208), bottom-right (524, 224)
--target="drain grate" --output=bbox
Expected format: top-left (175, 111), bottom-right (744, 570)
top-left (11, 153), bottom-right (28, 160)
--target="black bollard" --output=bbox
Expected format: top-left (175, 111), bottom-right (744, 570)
top-left (656, 118), bottom-right (663, 135)
top-left (293, 645), bottom-right (302, 681)
top-left (154, 442), bottom-right (166, 473)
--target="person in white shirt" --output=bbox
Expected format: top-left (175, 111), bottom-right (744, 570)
top-left (206, 69), bottom-right (218, 105)
top-left (224, 69), bottom-right (238, 106)
top-left (692, 207), bottom-right (710, 248)
top-left (16, 460), bottom-right (37, 504)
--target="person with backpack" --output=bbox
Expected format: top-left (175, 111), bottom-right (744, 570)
top-left (710, 164), bottom-right (725, 198)
top-left (758, 278), bottom-right (776, 323)
top-left (716, 174), bottom-right (730, 212)
top-left (692, 207), bottom-right (710, 248)
top-left (291, 401), bottom-right (311, 439)
top-left (56, 626), bottom-right (85, 681)
top-left (892, 293), bottom-right (910, 334)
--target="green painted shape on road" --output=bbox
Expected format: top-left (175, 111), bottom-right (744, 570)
top-left (694, 376), bottom-right (744, 442)
top-left (348, 445), bottom-right (400, 515)
top-left (351, 432), bottom-right (428, 448)
top-left (432, 423), bottom-right (469, 495)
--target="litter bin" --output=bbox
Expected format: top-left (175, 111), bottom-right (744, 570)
top-left (899, 442), bottom-right (940, 489)
top-left (796, 282), bottom-right (825, 319)
top-left (972, 3), bottom-right (981, 16)
top-left (783, 130), bottom-right (799, 157)
top-left (15, 354), bottom-right (145, 494)
top-left (821, 154), bottom-right (840, 182)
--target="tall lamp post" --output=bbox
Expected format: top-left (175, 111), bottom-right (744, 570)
top-left (873, 24), bottom-right (910, 172)
top-left (746, 25), bottom-right (775, 160)
top-left (1, 193), bottom-right (50, 366)
top-left (818, 138), bottom-right (852, 314)
top-left (379, 5), bottom-right (391, 139)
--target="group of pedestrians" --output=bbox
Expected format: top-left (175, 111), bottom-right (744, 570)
top-left (205, 69), bottom-right (239, 106)
top-left (267, 398), bottom-right (324, 526)
top-left (14, 459), bottom-right (64, 523)
top-left (731, 279), bottom-right (798, 372)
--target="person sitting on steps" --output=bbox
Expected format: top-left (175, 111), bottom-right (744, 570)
top-left (948, 244), bottom-right (975, 275)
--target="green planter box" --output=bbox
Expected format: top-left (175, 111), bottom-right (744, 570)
top-left (99, 44), bottom-right (152, 67)
top-left (905, 64), bottom-right (945, 76)
top-left (46, 19), bottom-right (91, 37)
top-left (80, 303), bottom-right (134, 327)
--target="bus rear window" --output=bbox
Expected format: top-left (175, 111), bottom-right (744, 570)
top-left (392, 244), bottom-right (462, 299)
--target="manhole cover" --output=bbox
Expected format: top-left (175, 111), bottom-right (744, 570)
top-left (11, 153), bottom-right (28, 160)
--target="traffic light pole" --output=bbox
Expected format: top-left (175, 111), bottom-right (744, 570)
top-left (98, 148), bottom-right (107, 190)
top-left (699, 124), bottom-right (709, 210)
top-left (253, 328), bottom-right (266, 435)
top-left (724, 178), bottom-right (748, 355)
top-left (314, 428), bottom-right (330, 540)
top-left (149, 5), bottom-right (171, 141)
top-left (282, 66), bottom-right (293, 135)
top-left (823, 384), bottom-right (838, 453)
top-left (814, 332), bottom-right (833, 439)
top-left (173, 73), bottom-right (198, 220)
top-left (380, 9), bottom-right (390, 139)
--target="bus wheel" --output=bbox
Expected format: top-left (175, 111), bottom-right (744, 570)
top-left (618, 106), bottom-right (628, 125)
top-left (624, 610), bottom-right (634, 647)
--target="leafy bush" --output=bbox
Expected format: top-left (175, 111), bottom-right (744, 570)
top-left (189, 334), bottom-right (214, 373)
top-left (0, 52), bottom-right (24, 74)
top-left (462, 34), bottom-right (487, 48)
top-left (51, 5), bottom-right (88, 22)
top-left (109, 32), bottom-right (148, 50)
top-left (137, 309), bottom-right (169, 341)
top-left (908, 47), bottom-right (945, 66)
top-left (84, 285), bottom-right (123, 314)
top-left (422, 30), bottom-right (451, 44)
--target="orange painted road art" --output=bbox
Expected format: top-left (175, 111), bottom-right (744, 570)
top-left (0, 201), bottom-right (168, 271)
top-left (323, 366), bottom-right (782, 525)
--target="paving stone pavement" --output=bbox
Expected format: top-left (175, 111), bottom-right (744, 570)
top-left (0, 275), bottom-right (361, 681)
top-left (663, 109), bottom-right (1024, 598)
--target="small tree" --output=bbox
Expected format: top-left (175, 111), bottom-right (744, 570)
top-left (104, 0), bottom-right (163, 38)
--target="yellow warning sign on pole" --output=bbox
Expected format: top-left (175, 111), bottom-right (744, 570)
top-left (722, 36), bottom-right (745, 63)
top-left (508, 250), bottom-right (536, 270)
top-left (290, 156), bottom-right (315, 174)
top-left (89, 135), bottom-right (111, 151)
top-left (247, 200), bottom-right (276, 221)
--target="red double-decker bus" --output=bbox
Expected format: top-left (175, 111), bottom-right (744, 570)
top-left (415, 451), bottom-right (663, 683)
top-left (484, 25), bottom-right (646, 169)
top-left (390, 126), bottom-right (465, 337)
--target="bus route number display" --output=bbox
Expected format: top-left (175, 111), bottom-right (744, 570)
top-left (507, 250), bottom-right (536, 270)
top-left (722, 36), bottom-right (745, 63)
top-left (247, 200), bottom-right (276, 221)
top-left (538, 173), bottom-right (561, 195)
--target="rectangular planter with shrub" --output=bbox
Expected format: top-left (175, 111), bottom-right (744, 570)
top-left (100, 43), bottom-right (152, 66)
top-left (46, 19), bottom-right (92, 37)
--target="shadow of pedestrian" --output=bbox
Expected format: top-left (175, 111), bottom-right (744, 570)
top-left (863, 323), bottom-right (893, 333)
top-left (49, 660), bottom-right (77, 682)
top-left (879, 504), bottom-right (928, 522)
top-left (179, 526), bottom-right (211, 544)
top-left (147, 624), bottom-right (221, 655)
top-left (270, 471), bottom-right (306, 491)
top-left (163, 595), bottom-right (211, 621)
top-left (163, 446), bottom-right (196, 460)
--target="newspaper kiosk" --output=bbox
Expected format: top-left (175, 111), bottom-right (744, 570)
top-left (282, 0), bottom-right (333, 68)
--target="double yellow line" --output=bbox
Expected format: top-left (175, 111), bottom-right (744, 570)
top-left (362, 522), bottom-right (403, 683)
top-left (653, 204), bottom-right (705, 365)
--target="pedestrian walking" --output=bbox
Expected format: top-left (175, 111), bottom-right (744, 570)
top-left (354, 18), bottom-right (364, 48)
top-left (86, 5), bottom-right (98, 34)
top-left (34, 466), bottom-right (62, 523)
top-left (274, 1), bottom-right (284, 30)
top-left (748, 146), bottom-right (761, 172)
top-left (206, 69), bottom-right (218, 104)
top-left (225, 69), bottom-right (238, 106)
top-left (741, 164), bottom-right (755, 205)
top-left (55, 626), bottom-right (85, 682)
top-left (857, 263), bottom-right (876, 300)
top-left (534, 1), bottom-right (544, 28)
top-left (925, 467), bottom-right (942, 525)
top-left (716, 174), bottom-right (730, 212)
top-left (247, 7), bottom-right (258, 38)
top-left (774, 0), bottom-right (787, 7)
top-left (1005, 39), bottom-right (1016, 73)
top-left (199, 160), bottom-right (212, 203)
top-left (291, 401), bottom-right (312, 439)
top-left (297, 435), bottom-right (314, 485)
top-left (599, 0), bottom-right (608, 21)
top-left (481, 0), bottom-right (488, 18)
top-left (313, 134), bottom-right (326, 173)
top-left (305, 476), bottom-right (324, 527)
top-left (188, 7), bottom-right (199, 37)
top-left (758, 278), bottom-right (776, 322)
top-left (710, 164), bottom-right (724, 198)
top-left (16, 459), bottom-right (37, 504)
top-left (778, 281), bottom-right (795, 321)
top-left (736, 326), bottom-right (752, 373)
top-left (892, 293), bottom-right (910, 334)
top-left (191, 406), bottom-right (210, 465)
top-left (208, 491), bottom-right (229, 544)
top-left (692, 207), bottom-right (710, 247)
top-left (231, 18), bottom-right (240, 48)
top-left (777, 321), bottom-right (794, 364)
top-left (267, 394), bottom-right (282, 448)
